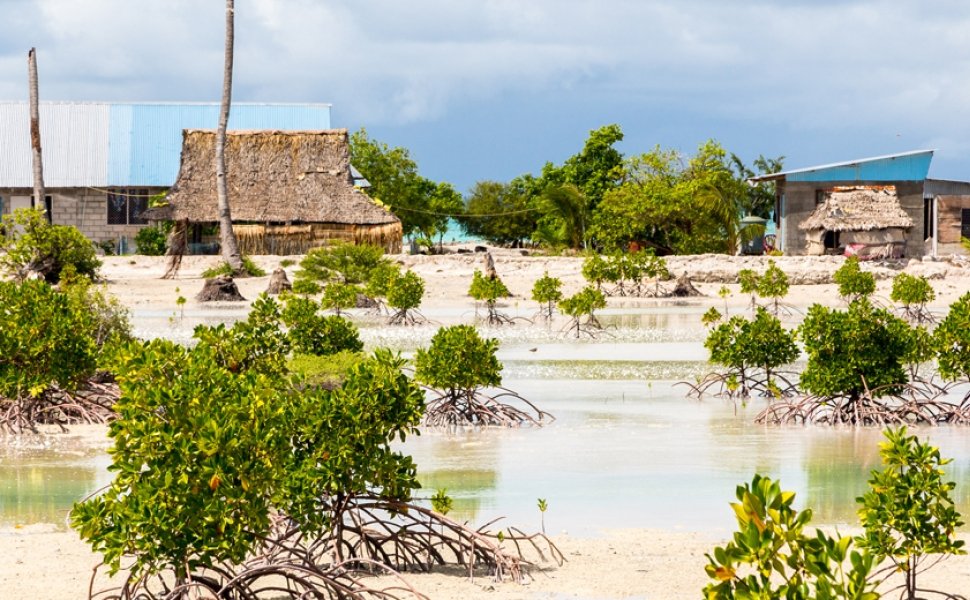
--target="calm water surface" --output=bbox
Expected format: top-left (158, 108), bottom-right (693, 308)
top-left (4, 306), bottom-right (970, 535)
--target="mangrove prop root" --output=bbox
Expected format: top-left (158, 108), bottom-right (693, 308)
top-left (268, 498), bottom-right (564, 584)
top-left (387, 309), bottom-right (429, 327)
top-left (755, 384), bottom-right (970, 426)
top-left (677, 370), bottom-right (800, 401)
top-left (560, 315), bottom-right (609, 339)
top-left (0, 380), bottom-right (119, 434)
top-left (422, 387), bottom-right (554, 429)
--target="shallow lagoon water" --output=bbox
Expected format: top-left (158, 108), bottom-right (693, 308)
top-left (5, 304), bottom-right (970, 536)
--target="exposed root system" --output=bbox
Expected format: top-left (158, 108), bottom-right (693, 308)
top-left (387, 309), bottom-right (429, 326)
top-left (755, 386), bottom-right (970, 426)
top-left (678, 370), bottom-right (799, 401)
top-left (423, 387), bottom-right (554, 428)
top-left (86, 496), bottom-right (563, 600)
top-left (560, 315), bottom-right (608, 339)
top-left (0, 379), bottom-right (119, 434)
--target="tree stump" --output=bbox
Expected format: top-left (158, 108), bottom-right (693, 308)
top-left (265, 268), bottom-right (292, 295)
top-left (670, 272), bottom-right (702, 297)
top-left (197, 275), bottom-right (246, 302)
top-left (484, 251), bottom-right (498, 280)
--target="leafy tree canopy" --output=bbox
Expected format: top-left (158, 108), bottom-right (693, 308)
top-left (414, 325), bottom-right (502, 391)
top-left (458, 180), bottom-right (537, 246)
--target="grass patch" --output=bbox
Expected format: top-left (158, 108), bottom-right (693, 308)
top-left (288, 350), bottom-right (365, 389)
top-left (202, 256), bottom-right (266, 279)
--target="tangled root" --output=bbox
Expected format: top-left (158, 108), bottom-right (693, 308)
top-left (423, 388), bottom-right (554, 429)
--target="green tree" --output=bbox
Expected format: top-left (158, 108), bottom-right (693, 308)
top-left (350, 129), bottom-right (462, 249)
top-left (531, 272), bottom-right (563, 320)
top-left (890, 272), bottom-right (935, 324)
top-left (282, 296), bottom-right (363, 356)
top-left (704, 308), bottom-right (799, 396)
top-left (295, 243), bottom-right (389, 286)
top-left (798, 300), bottom-right (914, 402)
top-left (386, 270), bottom-right (426, 325)
top-left (459, 180), bottom-right (537, 246)
top-left (414, 325), bottom-right (502, 393)
top-left (933, 291), bottom-right (970, 384)
top-left (729, 154), bottom-right (784, 218)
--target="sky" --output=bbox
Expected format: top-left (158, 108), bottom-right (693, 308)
top-left (2, 0), bottom-right (970, 192)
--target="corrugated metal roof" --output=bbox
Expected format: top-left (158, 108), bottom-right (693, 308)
top-left (0, 101), bottom-right (332, 188)
top-left (749, 149), bottom-right (935, 183)
top-left (0, 102), bottom-right (110, 187)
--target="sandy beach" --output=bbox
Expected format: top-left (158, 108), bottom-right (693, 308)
top-left (5, 249), bottom-right (970, 599)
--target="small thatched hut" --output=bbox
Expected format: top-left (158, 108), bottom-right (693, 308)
top-left (799, 186), bottom-right (913, 258)
top-left (145, 129), bottom-right (402, 254)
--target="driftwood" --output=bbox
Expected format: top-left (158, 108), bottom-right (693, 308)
top-left (196, 275), bottom-right (246, 302)
top-left (161, 219), bottom-right (188, 280)
top-left (265, 268), bottom-right (292, 294)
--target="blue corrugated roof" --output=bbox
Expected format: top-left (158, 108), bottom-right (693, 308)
top-left (750, 150), bottom-right (935, 183)
top-left (1, 102), bottom-right (331, 188)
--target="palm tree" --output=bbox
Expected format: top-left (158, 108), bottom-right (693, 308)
top-left (216, 0), bottom-right (243, 273)
top-left (538, 184), bottom-right (588, 249)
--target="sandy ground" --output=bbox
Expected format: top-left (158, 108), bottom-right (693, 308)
top-left (6, 248), bottom-right (970, 598)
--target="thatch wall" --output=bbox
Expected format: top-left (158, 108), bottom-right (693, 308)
top-left (147, 129), bottom-right (402, 254)
top-left (799, 186), bottom-right (913, 232)
top-left (233, 222), bottom-right (402, 255)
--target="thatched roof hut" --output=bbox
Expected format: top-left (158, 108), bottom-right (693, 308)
top-left (146, 129), bottom-right (402, 254)
top-left (799, 186), bottom-right (913, 257)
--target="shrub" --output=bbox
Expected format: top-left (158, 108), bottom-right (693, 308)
top-left (0, 208), bottom-right (101, 283)
top-left (296, 243), bottom-right (389, 286)
top-left (703, 474), bottom-right (877, 599)
top-left (704, 308), bottom-right (798, 395)
top-left (292, 278), bottom-right (322, 296)
top-left (856, 427), bottom-right (965, 600)
top-left (559, 285), bottom-right (606, 320)
top-left (414, 325), bottom-right (501, 392)
top-left (364, 262), bottom-right (401, 301)
top-left (387, 270), bottom-right (425, 312)
top-left (281, 296), bottom-right (363, 356)
top-left (934, 292), bottom-right (970, 383)
top-left (531, 272), bottom-right (563, 319)
top-left (0, 279), bottom-right (97, 401)
top-left (833, 256), bottom-right (875, 302)
top-left (799, 299), bottom-right (913, 400)
top-left (60, 268), bottom-right (133, 360)
top-left (320, 282), bottom-right (360, 315)
top-left (469, 269), bottom-right (510, 304)
top-left (134, 226), bottom-right (167, 256)
top-left (891, 272), bottom-right (935, 324)
top-left (580, 252), bottom-right (615, 291)
top-left (757, 260), bottom-right (789, 304)
top-left (201, 256), bottom-right (265, 279)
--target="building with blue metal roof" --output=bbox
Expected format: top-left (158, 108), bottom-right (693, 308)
top-left (0, 101), bottom-right (331, 247)
top-left (751, 150), bottom-right (970, 257)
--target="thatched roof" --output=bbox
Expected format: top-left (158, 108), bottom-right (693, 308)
top-left (144, 129), bottom-right (399, 225)
top-left (798, 187), bottom-right (913, 232)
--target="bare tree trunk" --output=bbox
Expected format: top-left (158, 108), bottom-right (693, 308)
top-left (28, 48), bottom-right (46, 215)
top-left (216, 0), bottom-right (243, 273)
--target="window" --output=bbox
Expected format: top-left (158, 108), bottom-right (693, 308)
top-left (107, 189), bottom-right (149, 225)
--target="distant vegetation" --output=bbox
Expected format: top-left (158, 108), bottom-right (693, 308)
top-left (351, 125), bottom-right (782, 254)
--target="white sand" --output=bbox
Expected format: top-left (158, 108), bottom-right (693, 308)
top-left (6, 249), bottom-right (970, 598)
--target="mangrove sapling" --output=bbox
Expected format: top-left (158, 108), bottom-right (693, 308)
top-left (580, 252), bottom-right (614, 294)
top-left (469, 269), bottom-right (520, 326)
top-left (0, 279), bottom-right (114, 433)
top-left (891, 272), bottom-right (936, 324)
top-left (639, 251), bottom-right (670, 297)
top-left (0, 207), bottom-right (101, 283)
top-left (414, 325), bottom-right (553, 427)
top-left (737, 268), bottom-right (759, 313)
top-left (684, 308), bottom-right (799, 400)
top-left (386, 270), bottom-right (429, 325)
top-left (558, 286), bottom-right (607, 338)
top-left (531, 272), bottom-right (563, 321)
top-left (757, 259), bottom-right (792, 316)
top-left (933, 292), bottom-right (970, 411)
top-left (295, 242), bottom-right (389, 286)
top-left (321, 281), bottom-right (361, 316)
top-left (857, 428), bottom-right (967, 600)
top-left (757, 299), bottom-right (961, 425)
top-left (703, 474), bottom-right (878, 599)
top-left (834, 256), bottom-right (876, 303)
top-left (292, 277), bottom-right (322, 296)
top-left (363, 261), bottom-right (401, 314)
top-left (282, 295), bottom-right (364, 357)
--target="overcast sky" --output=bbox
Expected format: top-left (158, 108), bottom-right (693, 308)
top-left (3, 0), bottom-right (970, 191)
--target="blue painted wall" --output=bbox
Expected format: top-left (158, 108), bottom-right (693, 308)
top-left (107, 103), bottom-right (332, 185)
top-left (786, 151), bottom-right (933, 183)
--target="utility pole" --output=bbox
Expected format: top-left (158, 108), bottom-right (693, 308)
top-left (28, 48), bottom-right (45, 215)
top-left (216, 0), bottom-right (243, 272)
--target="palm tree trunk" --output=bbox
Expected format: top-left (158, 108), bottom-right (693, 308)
top-left (28, 48), bottom-right (46, 215)
top-left (216, 0), bottom-right (243, 273)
